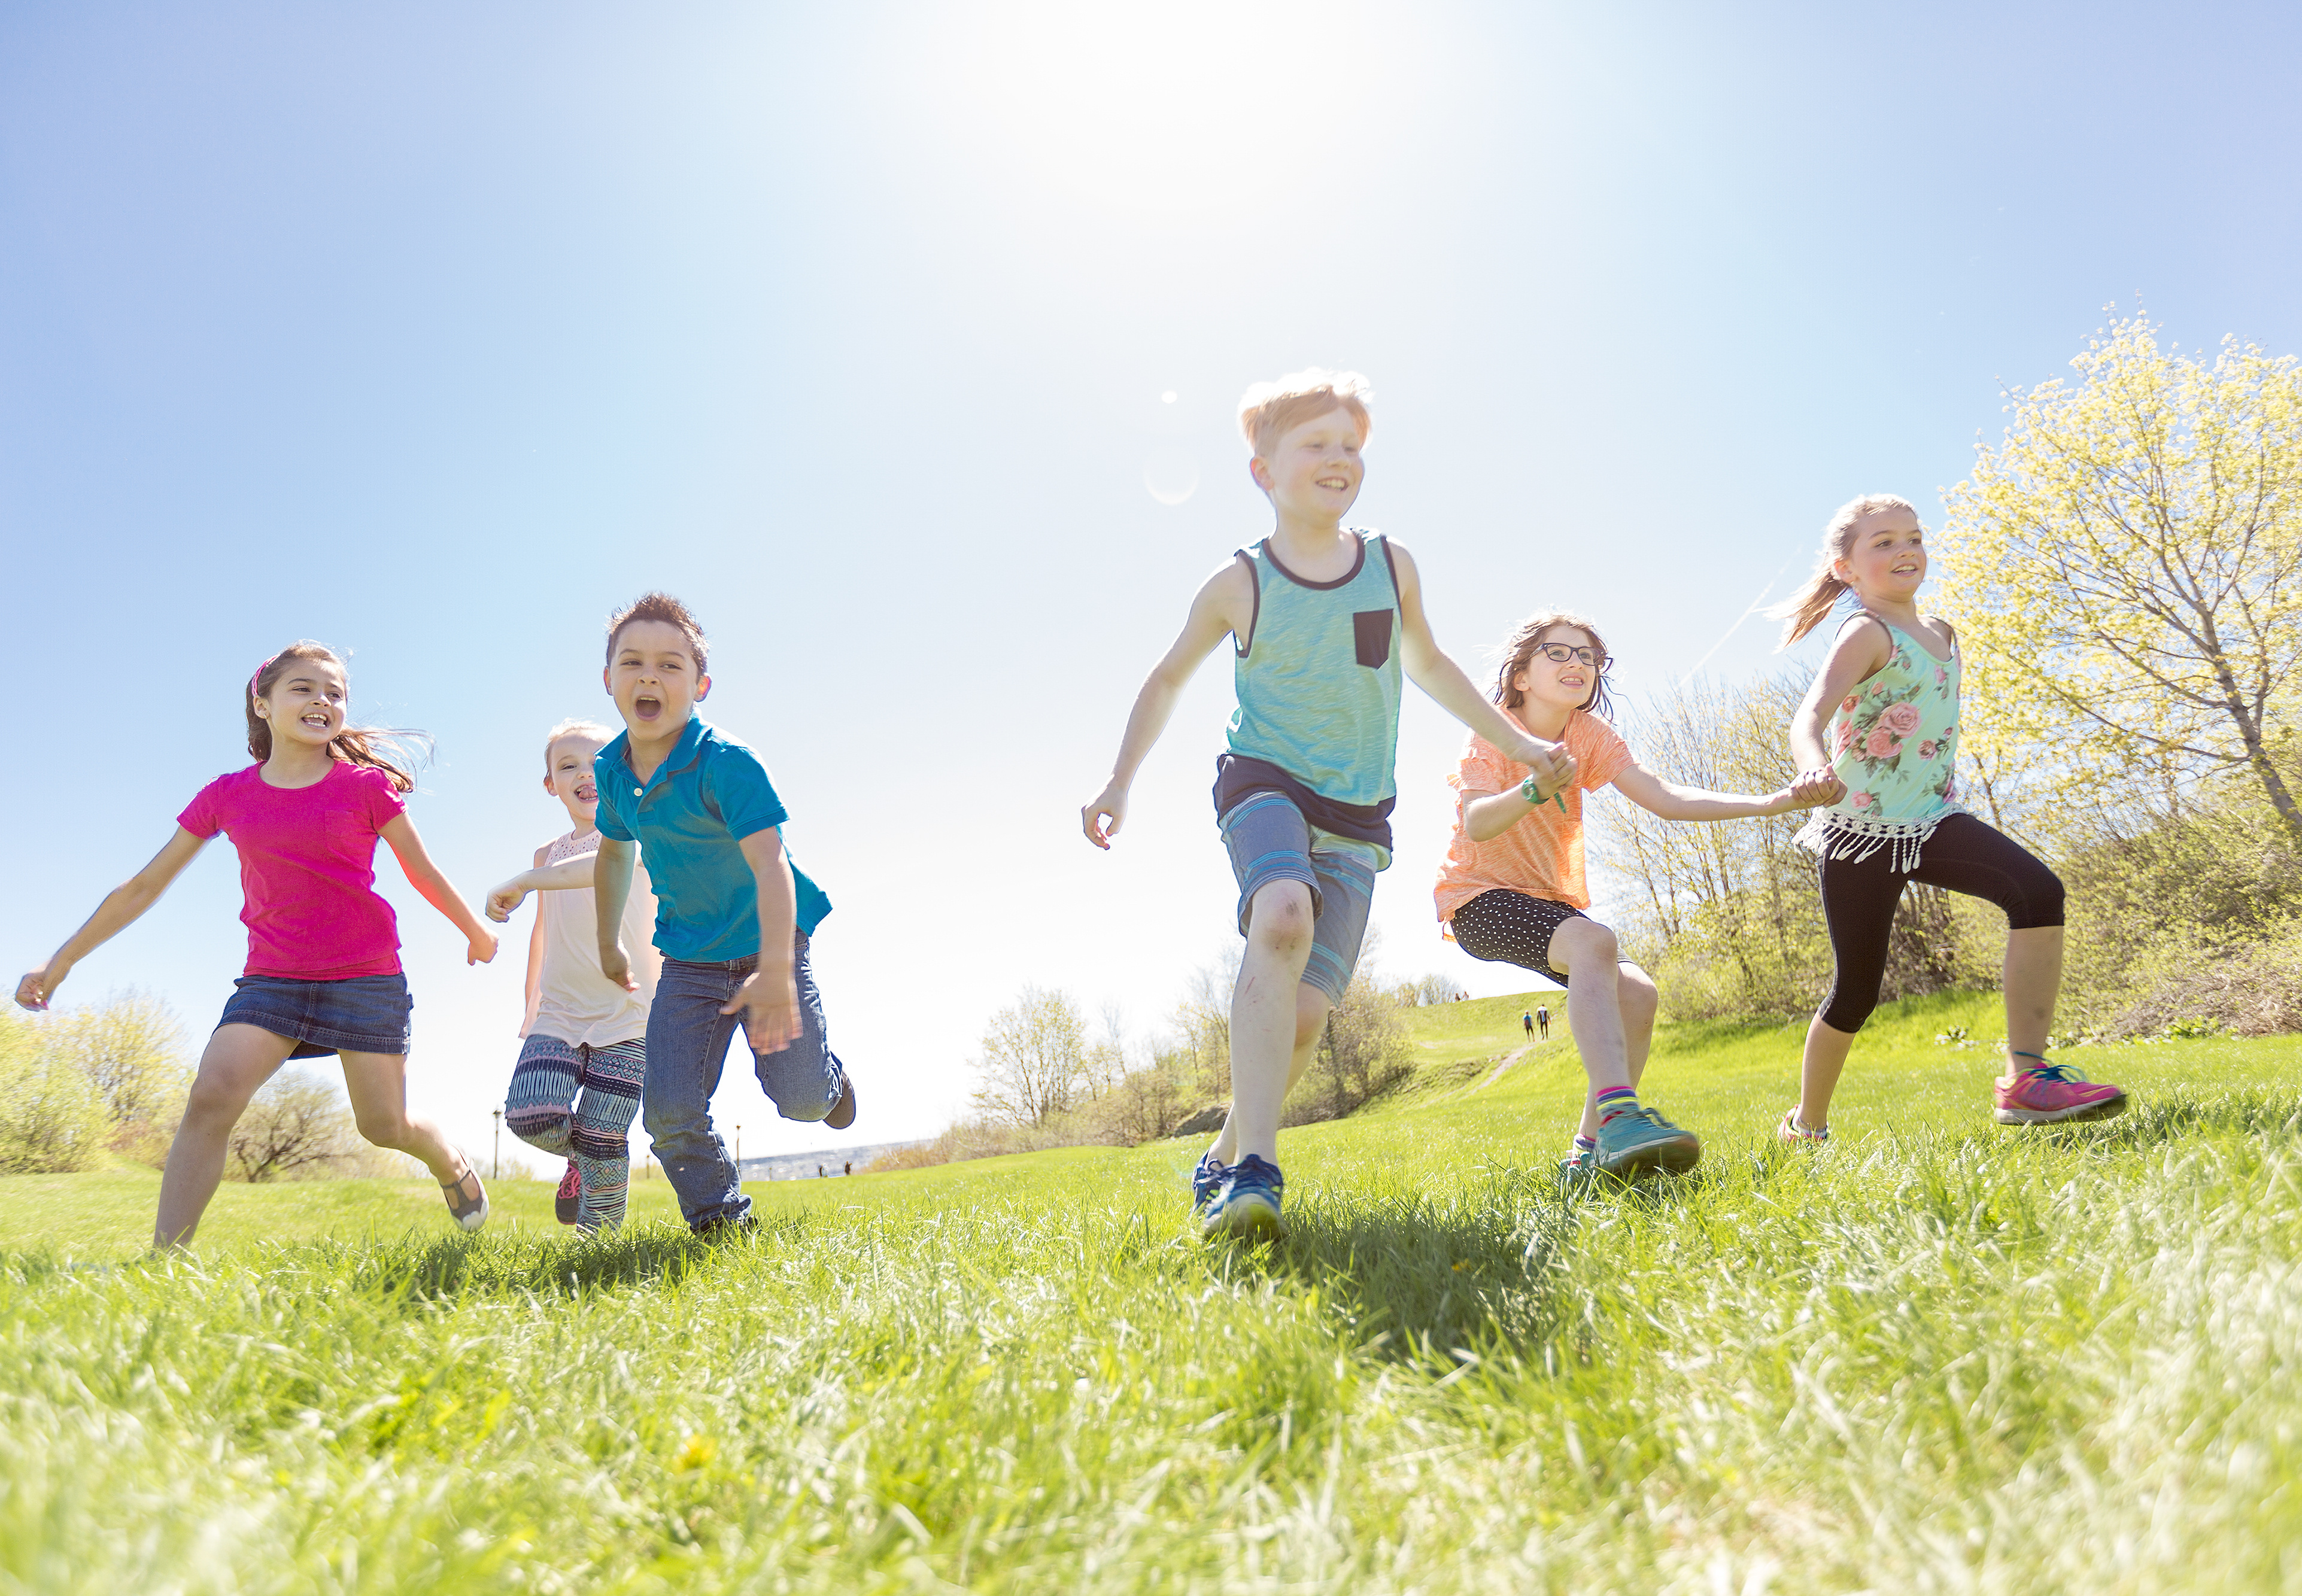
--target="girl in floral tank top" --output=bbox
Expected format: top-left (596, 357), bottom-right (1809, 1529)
top-left (1773, 495), bottom-right (2128, 1141)
top-left (1797, 618), bottom-right (1963, 871)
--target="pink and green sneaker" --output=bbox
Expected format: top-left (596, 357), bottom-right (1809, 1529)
top-left (1994, 1053), bottom-right (2128, 1125)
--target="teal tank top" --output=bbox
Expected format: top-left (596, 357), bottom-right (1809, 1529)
top-left (1226, 531), bottom-right (1404, 805)
top-left (1795, 614), bottom-right (1966, 870)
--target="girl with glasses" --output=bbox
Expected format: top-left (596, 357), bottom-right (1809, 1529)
top-left (1434, 611), bottom-right (1839, 1182)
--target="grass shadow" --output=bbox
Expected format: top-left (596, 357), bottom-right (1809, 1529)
top-left (1223, 1176), bottom-right (1582, 1363)
top-left (316, 1211), bottom-right (816, 1305)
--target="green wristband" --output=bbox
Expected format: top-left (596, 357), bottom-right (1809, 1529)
top-left (1520, 773), bottom-right (1568, 814)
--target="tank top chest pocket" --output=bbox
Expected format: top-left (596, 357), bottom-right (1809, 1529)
top-left (1353, 610), bottom-right (1393, 668)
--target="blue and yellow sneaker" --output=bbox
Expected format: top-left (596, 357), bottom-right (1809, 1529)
top-left (1595, 1103), bottom-right (1701, 1178)
top-left (1200, 1153), bottom-right (1284, 1240)
top-left (1191, 1150), bottom-right (1227, 1217)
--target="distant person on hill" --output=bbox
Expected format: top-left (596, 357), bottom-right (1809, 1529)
top-left (1435, 611), bottom-right (1838, 1184)
top-left (1535, 1004), bottom-right (1550, 1042)
top-left (1082, 369), bottom-right (1576, 1240)
top-left (1772, 495), bottom-right (2128, 1140)
top-left (1521, 1010), bottom-right (1534, 1040)
top-left (13, 643), bottom-right (499, 1247)
top-left (587, 593), bottom-right (856, 1239)
top-left (484, 719), bottom-right (662, 1232)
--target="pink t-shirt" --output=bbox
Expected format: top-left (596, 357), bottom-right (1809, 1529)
top-left (177, 762), bottom-right (410, 980)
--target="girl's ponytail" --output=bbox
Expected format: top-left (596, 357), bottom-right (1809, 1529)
top-left (1766, 493), bottom-right (1921, 647)
top-left (245, 642), bottom-right (430, 794)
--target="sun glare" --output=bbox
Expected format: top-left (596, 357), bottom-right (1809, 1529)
top-left (905, 2), bottom-right (1433, 230)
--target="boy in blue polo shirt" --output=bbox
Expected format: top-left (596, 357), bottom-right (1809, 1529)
top-left (590, 591), bottom-right (855, 1235)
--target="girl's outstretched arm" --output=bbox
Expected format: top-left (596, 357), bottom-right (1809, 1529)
top-left (14, 828), bottom-right (209, 1010)
top-left (379, 814), bottom-right (499, 965)
top-left (1609, 760), bottom-right (1841, 822)
top-left (1387, 542), bottom-right (1577, 794)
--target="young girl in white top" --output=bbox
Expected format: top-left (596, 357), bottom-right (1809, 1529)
top-left (485, 720), bottom-right (661, 1232)
top-left (1775, 494), bottom-right (2128, 1139)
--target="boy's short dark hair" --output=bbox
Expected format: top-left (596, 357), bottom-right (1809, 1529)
top-left (605, 592), bottom-right (709, 673)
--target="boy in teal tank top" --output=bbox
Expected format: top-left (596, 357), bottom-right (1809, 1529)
top-left (1081, 369), bottom-right (1577, 1240)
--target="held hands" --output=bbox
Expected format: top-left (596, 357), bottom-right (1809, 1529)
top-left (1516, 738), bottom-right (1577, 802)
top-left (1081, 782), bottom-right (1129, 850)
top-left (1786, 768), bottom-right (1847, 810)
top-left (599, 940), bottom-right (640, 993)
top-left (722, 966), bottom-right (801, 1054)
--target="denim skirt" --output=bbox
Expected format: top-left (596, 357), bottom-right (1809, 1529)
top-left (217, 974), bottom-right (414, 1059)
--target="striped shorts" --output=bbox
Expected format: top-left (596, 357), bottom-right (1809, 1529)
top-left (1217, 791), bottom-right (1383, 1004)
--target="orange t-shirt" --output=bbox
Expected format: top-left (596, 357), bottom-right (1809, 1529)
top-left (1433, 707), bottom-right (1634, 921)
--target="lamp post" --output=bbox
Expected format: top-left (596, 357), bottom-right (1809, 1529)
top-left (491, 1108), bottom-right (502, 1179)
top-left (734, 1124), bottom-right (743, 1180)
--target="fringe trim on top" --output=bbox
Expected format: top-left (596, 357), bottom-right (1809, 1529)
top-left (1794, 805), bottom-right (1962, 873)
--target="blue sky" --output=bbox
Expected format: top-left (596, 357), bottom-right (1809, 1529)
top-left (5, 1), bottom-right (2298, 1165)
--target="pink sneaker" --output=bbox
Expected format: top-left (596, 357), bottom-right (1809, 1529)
top-left (554, 1159), bottom-right (582, 1225)
top-left (1994, 1060), bottom-right (2128, 1125)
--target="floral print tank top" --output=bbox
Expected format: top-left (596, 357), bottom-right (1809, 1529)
top-left (1795, 615), bottom-right (1964, 870)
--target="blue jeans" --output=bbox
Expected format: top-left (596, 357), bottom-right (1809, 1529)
top-left (643, 931), bottom-right (847, 1230)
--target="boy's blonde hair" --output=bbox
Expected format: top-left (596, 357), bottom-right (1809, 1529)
top-left (1237, 367), bottom-right (1374, 456)
top-left (543, 718), bottom-right (617, 771)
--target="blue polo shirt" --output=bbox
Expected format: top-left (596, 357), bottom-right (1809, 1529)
top-left (593, 716), bottom-right (831, 962)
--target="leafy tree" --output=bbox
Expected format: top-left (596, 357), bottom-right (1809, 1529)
top-left (47, 990), bottom-right (189, 1149)
top-left (969, 985), bottom-right (1091, 1128)
top-left (1936, 315), bottom-right (2302, 843)
top-left (0, 1011), bottom-right (109, 1173)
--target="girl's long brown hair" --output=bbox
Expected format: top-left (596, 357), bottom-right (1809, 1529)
top-left (244, 642), bottom-right (429, 794)
top-left (1767, 493), bottom-right (1921, 646)
top-left (1492, 610), bottom-right (1614, 720)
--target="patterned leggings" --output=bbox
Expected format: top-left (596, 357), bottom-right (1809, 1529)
top-left (505, 1034), bottom-right (645, 1230)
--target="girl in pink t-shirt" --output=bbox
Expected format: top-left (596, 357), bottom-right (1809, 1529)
top-left (1434, 610), bottom-right (1839, 1184)
top-left (13, 642), bottom-right (501, 1248)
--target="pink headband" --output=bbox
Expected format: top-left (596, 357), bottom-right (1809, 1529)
top-left (249, 654), bottom-right (277, 701)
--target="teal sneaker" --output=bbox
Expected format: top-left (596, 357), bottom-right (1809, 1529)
top-left (1595, 1105), bottom-right (1701, 1178)
top-left (1191, 1150), bottom-right (1227, 1215)
top-left (1200, 1154), bottom-right (1284, 1240)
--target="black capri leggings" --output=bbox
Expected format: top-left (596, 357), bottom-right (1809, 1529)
top-left (1817, 811), bottom-right (2063, 1033)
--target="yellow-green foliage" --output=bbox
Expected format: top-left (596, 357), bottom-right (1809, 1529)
top-left (1935, 313), bottom-right (2302, 846)
top-left (0, 1011), bottom-right (109, 1174)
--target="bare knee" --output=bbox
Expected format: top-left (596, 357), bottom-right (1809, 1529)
top-left (354, 1108), bottom-right (412, 1149)
top-left (1246, 881), bottom-right (1314, 958)
top-left (1554, 917), bottom-right (1619, 974)
top-left (181, 1073), bottom-right (255, 1130)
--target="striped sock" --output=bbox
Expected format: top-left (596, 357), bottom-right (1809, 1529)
top-left (1571, 1133), bottom-right (1598, 1156)
top-left (1593, 1086), bottom-right (1639, 1123)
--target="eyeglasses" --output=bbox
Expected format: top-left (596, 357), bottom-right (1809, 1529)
top-left (1533, 643), bottom-right (1603, 667)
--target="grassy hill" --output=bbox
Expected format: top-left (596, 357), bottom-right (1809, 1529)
top-left (5, 990), bottom-right (2300, 1592)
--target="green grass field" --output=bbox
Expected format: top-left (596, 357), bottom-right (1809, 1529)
top-left (7, 990), bottom-right (2301, 1593)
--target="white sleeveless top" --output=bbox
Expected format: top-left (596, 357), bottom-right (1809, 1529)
top-left (521, 827), bottom-right (660, 1047)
